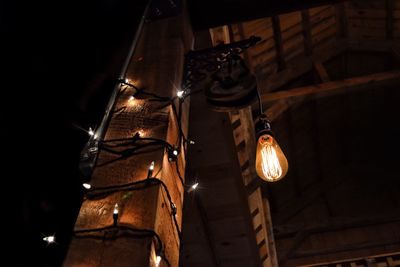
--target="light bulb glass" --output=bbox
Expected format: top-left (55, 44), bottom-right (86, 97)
top-left (113, 204), bottom-right (119, 215)
top-left (255, 134), bottom-right (288, 182)
top-left (43, 235), bottom-right (55, 244)
top-left (155, 255), bottom-right (162, 266)
top-left (82, 183), bottom-right (91, 189)
top-left (149, 161), bottom-right (155, 171)
top-left (191, 182), bottom-right (198, 190)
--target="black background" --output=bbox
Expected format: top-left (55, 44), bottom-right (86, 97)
top-left (2, 1), bottom-right (146, 266)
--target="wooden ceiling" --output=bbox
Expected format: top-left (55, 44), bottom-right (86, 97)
top-left (181, 1), bottom-right (400, 266)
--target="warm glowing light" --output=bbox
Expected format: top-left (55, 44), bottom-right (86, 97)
top-left (189, 140), bottom-right (195, 144)
top-left (177, 90), bottom-right (184, 98)
top-left (113, 204), bottom-right (119, 215)
top-left (82, 183), bottom-right (91, 190)
top-left (88, 127), bottom-right (94, 136)
top-left (129, 95), bottom-right (135, 101)
top-left (191, 182), bottom-right (199, 190)
top-left (124, 78), bottom-right (129, 84)
top-left (43, 235), bottom-right (55, 244)
top-left (155, 255), bottom-right (162, 266)
top-left (173, 149), bottom-right (178, 156)
top-left (149, 161), bottom-right (155, 171)
top-left (255, 134), bottom-right (288, 182)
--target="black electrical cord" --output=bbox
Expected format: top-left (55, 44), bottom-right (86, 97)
top-left (256, 87), bottom-right (264, 116)
top-left (84, 177), bottom-right (182, 239)
top-left (74, 224), bottom-right (170, 267)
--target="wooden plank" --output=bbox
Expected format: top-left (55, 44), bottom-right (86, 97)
top-left (301, 10), bottom-right (313, 55)
top-left (346, 38), bottom-right (395, 52)
top-left (274, 210), bottom-right (400, 239)
top-left (314, 62), bottom-right (330, 82)
top-left (292, 239), bottom-right (400, 259)
top-left (386, 0), bottom-right (394, 39)
top-left (272, 15), bottom-right (286, 70)
top-left (335, 2), bottom-right (348, 37)
top-left (257, 39), bottom-right (346, 94)
top-left (273, 167), bottom-right (350, 225)
top-left (261, 70), bottom-right (400, 103)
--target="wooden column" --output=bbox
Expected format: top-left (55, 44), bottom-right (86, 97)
top-left (63, 5), bottom-right (193, 267)
top-left (272, 16), bottom-right (286, 71)
top-left (301, 10), bottom-right (313, 56)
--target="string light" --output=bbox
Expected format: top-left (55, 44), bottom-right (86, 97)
top-left (113, 203), bottom-right (119, 215)
top-left (155, 255), bottom-right (162, 266)
top-left (177, 90), bottom-right (184, 98)
top-left (187, 182), bottom-right (199, 193)
top-left (88, 127), bottom-right (95, 136)
top-left (147, 161), bottom-right (155, 178)
top-left (189, 140), bottom-right (195, 145)
top-left (74, 64), bottom-right (197, 266)
top-left (43, 235), bottom-right (55, 244)
top-left (113, 203), bottom-right (119, 226)
top-left (82, 183), bottom-right (91, 190)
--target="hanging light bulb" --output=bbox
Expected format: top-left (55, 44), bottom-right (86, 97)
top-left (255, 115), bottom-right (288, 182)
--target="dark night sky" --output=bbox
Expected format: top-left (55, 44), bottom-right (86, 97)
top-left (2, 1), bottom-right (146, 266)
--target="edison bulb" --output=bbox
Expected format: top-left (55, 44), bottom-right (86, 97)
top-left (255, 134), bottom-right (288, 182)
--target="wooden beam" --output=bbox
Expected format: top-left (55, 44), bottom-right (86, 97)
top-left (313, 62), bottom-right (330, 82)
top-left (195, 195), bottom-right (222, 267)
top-left (292, 239), bottom-right (400, 259)
top-left (334, 2), bottom-right (347, 38)
top-left (272, 15), bottom-right (286, 70)
top-left (257, 39), bottom-right (346, 94)
top-left (386, 0), bottom-right (394, 40)
top-left (262, 70), bottom-right (400, 103)
top-left (273, 168), bottom-right (350, 225)
top-left (301, 10), bottom-right (313, 56)
top-left (274, 210), bottom-right (400, 239)
top-left (346, 38), bottom-right (395, 52)
top-left (236, 23), bottom-right (253, 71)
top-left (190, 0), bottom-right (345, 31)
top-left (391, 47), bottom-right (400, 63)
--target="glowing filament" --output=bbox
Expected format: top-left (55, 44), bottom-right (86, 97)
top-left (261, 144), bottom-right (282, 180)
top-left (255, 134), bottom-right (288, 182)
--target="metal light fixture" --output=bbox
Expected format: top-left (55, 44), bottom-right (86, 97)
top-left (181, 36), bottom-right (288, 181)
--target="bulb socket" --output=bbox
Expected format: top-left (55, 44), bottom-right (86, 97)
top-left (255, 115), bottom-right (273, 139)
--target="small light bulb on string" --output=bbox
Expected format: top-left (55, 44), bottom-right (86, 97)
top-left (191, 182), bottom-right (198, 190)
top-left (129, 95), bottom-right (135, 101)
top-left (187, 182), bottom-right (199, 193)
top-left (88, 127), bottom-right (94, 136)
top-left (113, 203), bottom-right (119, 226)
top-left (113, 204), bottom-right (119, 214)
top-left (43, 235), bottom-right (56, 244)
top-left (168, 147), bottom-right (179, 161)
top-left (82, 183), bottom-right (91, 190)
top-left (88, 127), bottom-right (98, 140)
top-left (189, 140), bottom-right (195, 145)
top-left (177, 90), bottom-right (184, 98)
top-left (147, 161), bottom-right (155, 178)
top-left (155, 255), bottom-right (162, 267)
